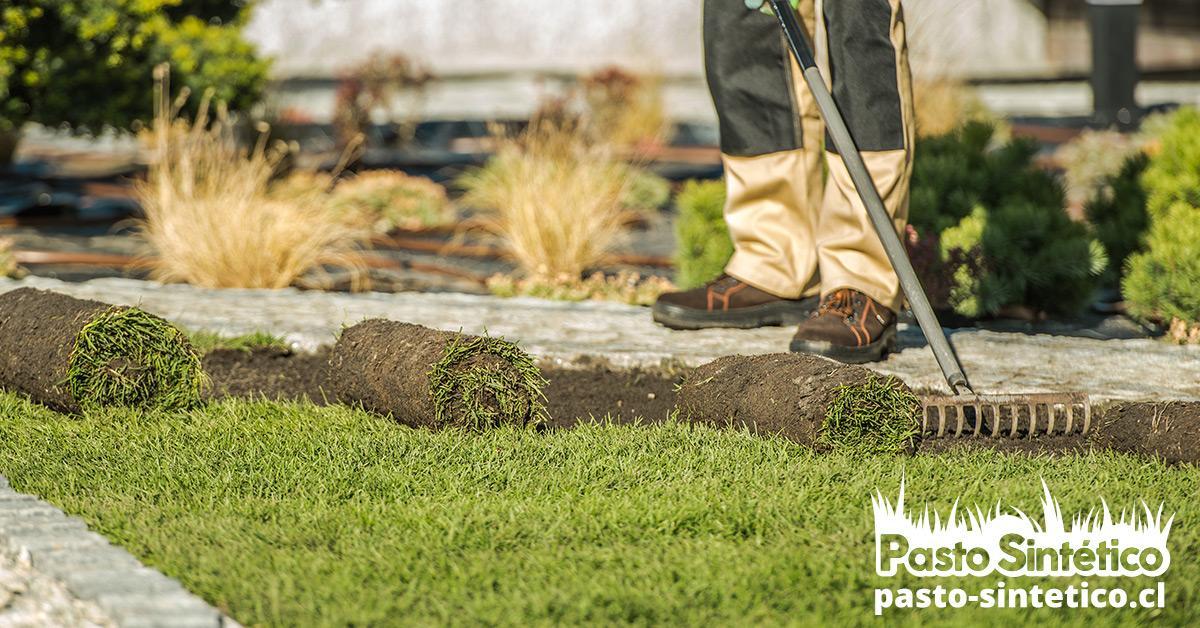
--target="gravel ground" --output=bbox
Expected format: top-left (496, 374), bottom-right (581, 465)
top-left (0, 552), bottom-right (112, 628)
top-left (1, 276), bottom-right (1196, 401)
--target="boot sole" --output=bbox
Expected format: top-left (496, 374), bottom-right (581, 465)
top-left (653, 299), bottom-right (817, 331)
top-left (788, 326), bottom-right (898, 364)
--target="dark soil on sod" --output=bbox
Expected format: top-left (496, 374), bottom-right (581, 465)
top-left (202, 348), bottom-right (683, 427)
top-left (200, 348), bottom-right (1200, 463)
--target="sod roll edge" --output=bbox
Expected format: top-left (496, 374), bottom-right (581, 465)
top-left (0, 288), bottom-right (204, 413)
top-left (675, 353), bottom-right (920, 454)
top-left (328, 320), bottom-right (547, 429)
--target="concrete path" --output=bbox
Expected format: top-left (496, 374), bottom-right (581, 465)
top-left (2, 277), bottom-right (1198, 402)
top-left (0, 475), bottom-right (233, 628)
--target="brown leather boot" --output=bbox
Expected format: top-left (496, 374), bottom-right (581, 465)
top-left (653, 275), bottom-right (818, 330)
top-left (789, 289), bottom-right (897, 363)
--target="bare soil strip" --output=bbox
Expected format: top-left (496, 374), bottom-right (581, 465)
top-left (202, 348), bottom-right (1200, 463)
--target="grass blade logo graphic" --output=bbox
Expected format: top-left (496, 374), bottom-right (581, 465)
top-left (874, 479), bottom-right (1173, 578)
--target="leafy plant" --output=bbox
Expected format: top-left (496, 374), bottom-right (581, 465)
top-left (909, 120), bottom-right (997, 235)
top-left (673, 180), bottom-right (732, 289)
top-left (0, 0), bottom-right (267, 155)
top-left (1123, 202), bottom-right (1200, 340)
top-left (330, 170), bottom-right (455, 234)
top-left (1084, 153), bottom-right (1150, 281)
top-left (1142, 107), bottom-right (1200, 220)
top-left (622, 167), bottom-right (672, 212)
top-left (332, 53), bottom-right (432, 149)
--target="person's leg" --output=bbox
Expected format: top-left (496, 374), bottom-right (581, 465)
top-left (790, 0), bottom-right (915, 362)
top-left (654, 0), bottom-right (824, 330)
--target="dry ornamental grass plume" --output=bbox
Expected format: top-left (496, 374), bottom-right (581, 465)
top-left (135, 65), bottom-right (368, 290)
top-left (458, 120), bottom-right (635, 280)
top-left (581, 66), bottom-right (671, 150)
top-left (912, 78), bottom-right (986, 139)
top-left (0, 237), bottom-right (17, 278)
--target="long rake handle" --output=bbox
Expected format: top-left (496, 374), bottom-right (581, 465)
top-left (767, 0), bottom-right (972, 394)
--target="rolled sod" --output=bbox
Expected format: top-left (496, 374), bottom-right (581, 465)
top-left (0, 288), bottom-right (204, 413)
top-left (328, 320), bottom-right (547, 429)
top-left (675, 353), bottom-right (920, 454)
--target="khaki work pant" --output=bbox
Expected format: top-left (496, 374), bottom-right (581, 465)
top-left (705, 0), bottom-right (915, 312)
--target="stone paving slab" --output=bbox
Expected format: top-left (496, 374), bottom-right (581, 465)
top-left (0, 475), bottom-right (236, 628)
top-left (2, 277), bottom-right (1198, 402)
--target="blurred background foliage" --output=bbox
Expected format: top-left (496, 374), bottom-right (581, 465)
top-left (0, 0), bottom-right (267, 144)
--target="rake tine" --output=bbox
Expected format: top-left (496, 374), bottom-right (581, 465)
top-left (920, 393), bottom-right (1091, 440)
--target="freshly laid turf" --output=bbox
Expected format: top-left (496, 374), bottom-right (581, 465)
top-left (1, 392), bottom-right (1198, 627)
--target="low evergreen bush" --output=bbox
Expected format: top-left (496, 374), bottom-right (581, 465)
top-left (1142, 107), bottom-right (1200, 219)
top-left (673, 180), bottom-right (732, 289)
top-left (1085, 153), bottom-right (1150, 282)
top-left (1123, 203), bottom-right (1200, 339)
top-left (912, 121), bottom-right (1105, 318)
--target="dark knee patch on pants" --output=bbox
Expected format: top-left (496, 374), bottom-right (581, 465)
top-left (823, 0), bottom-right (905, 153)
top-left (703, 0), bottom-right (802, 157)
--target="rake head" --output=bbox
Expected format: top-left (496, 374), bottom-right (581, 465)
top-left (921, 392), bottom-right (1092, 439)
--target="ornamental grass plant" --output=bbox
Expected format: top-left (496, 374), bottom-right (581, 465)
top-left (135, 67), bottom-right (367, 290)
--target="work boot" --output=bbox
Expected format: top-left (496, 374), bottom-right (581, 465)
top-left (653, 275), bottom-right (818, 330)
top-left (789, 289), bottom-right (897, 364)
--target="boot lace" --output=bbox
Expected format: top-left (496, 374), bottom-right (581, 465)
top-left (817, 289), bottom-right (857, 319)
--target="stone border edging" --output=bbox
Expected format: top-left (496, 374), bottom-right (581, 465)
top-left (0, 475), bottom-right (237, 628)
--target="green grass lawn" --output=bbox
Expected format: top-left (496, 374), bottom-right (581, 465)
top-left (1, 391), bottom-right (1198, 627)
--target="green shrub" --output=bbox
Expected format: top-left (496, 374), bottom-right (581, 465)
top-left (1142, 107), bottom-right (1200, 219)
top-left (622, 167), bottom-right (672, 211)
top-left (912, 120), bottom-right (1105, 317)
top-left (941, 201), bottom-right (1107, 318)
top-left (1123, 202), bottom-right (1200, 329)
top-left (331, 170), bottom-right (455, 233)
top-left (673, 180), bottom-right (732, 289)
top-left (0, 1), bottom-right (267, 142)
top-left (1085, 153), bottom-right (1150, 281)
top-left (909, 120), bottom-right (996, 235)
